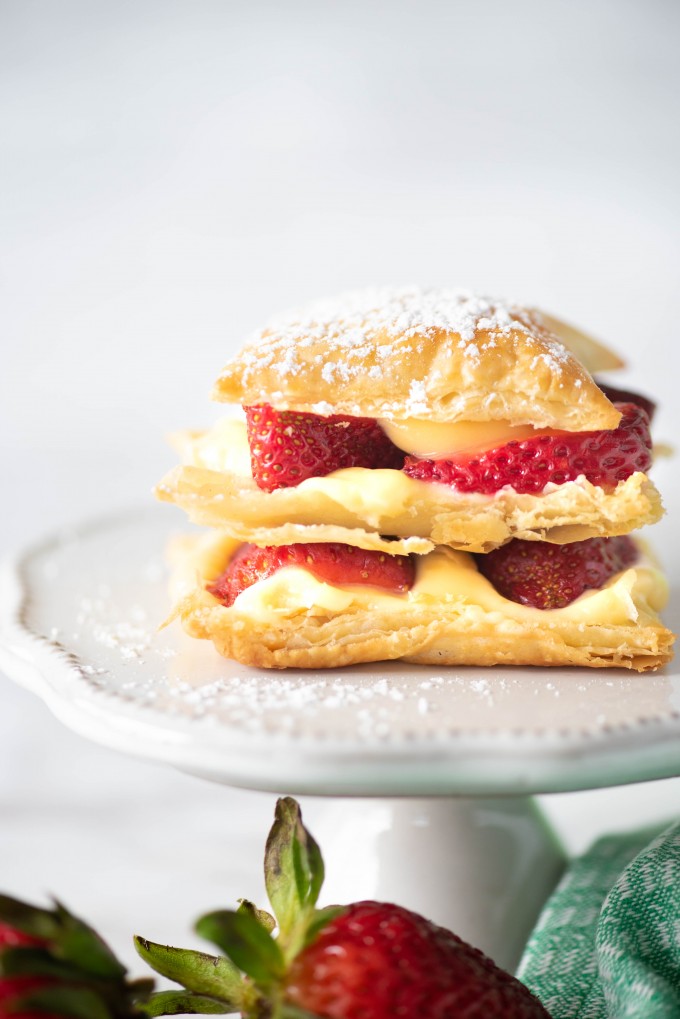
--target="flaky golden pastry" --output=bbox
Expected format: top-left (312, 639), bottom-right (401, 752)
top-left (156, 419), bottom-right (663, 554)
top-left (213, 289), bottom-right (621, 432)
top-left (167, 533), bottom-right (674, 672)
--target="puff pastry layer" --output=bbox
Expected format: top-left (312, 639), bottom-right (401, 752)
top-left (168, 533), bottom-right (674, 672)
top-left (156, 420), bottom-right (663, 554)
top-left (213, 289), bottom-right (621, 432)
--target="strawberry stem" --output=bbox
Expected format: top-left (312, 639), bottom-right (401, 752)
top-left (264, 799), bottom-right (324, 950)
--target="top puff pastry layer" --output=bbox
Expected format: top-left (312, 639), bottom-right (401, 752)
top-left (213, 288), bottom-right (621, 432)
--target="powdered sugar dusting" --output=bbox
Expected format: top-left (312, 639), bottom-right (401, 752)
top-left (406, 378), bottom-right (429, 415)
top-left (225, 287), bottom-right (572, 388)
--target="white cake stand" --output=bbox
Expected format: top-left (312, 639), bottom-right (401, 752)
top-left (1, 507), bottom-right (678, 971)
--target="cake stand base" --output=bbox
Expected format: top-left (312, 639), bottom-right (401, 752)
top-left (303, 794), bottom-right (566, 971)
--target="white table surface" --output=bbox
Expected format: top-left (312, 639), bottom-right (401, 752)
top-left (2, 0), bottom-right (680, 978)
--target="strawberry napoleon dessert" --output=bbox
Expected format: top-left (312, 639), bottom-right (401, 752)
top-left (158, 287), bottom-right (674, 671)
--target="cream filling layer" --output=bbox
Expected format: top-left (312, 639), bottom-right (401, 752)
top-left (232, 544), bottom-right (668, 626)
top-left (378, 416), bottom-right (553, 458)
top-left (173, 418), bottom-right (253, 476)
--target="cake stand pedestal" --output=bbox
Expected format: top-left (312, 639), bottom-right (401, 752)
top-left (301, 795), bottom-right (564, 970)
top-left (1, 508), bottom-right (679, 971)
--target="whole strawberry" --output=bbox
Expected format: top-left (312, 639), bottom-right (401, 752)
top-left (0, 924), bottom-right (47, 951)
top-left (0, 924), bottom-right (55, 1019)
top-left (285, 899), bottom-right (549, 1018)
top-left (0, 976), bottom-right (58, 1019)
top-left (0, 896), bottom-right (156, 1018)
top-left (136, 798), bottom-right (551, 1018)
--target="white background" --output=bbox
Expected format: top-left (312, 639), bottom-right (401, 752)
top-left (1, 0), bottom-right (679, 978)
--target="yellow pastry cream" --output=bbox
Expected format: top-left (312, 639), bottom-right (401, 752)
top-left (378, 416), bottom-right (550, 458)
top-left (226, 544), bottom-right (667, 628)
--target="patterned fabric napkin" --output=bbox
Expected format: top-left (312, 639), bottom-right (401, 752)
top-left (517, 819), bottom-right (680, 1018)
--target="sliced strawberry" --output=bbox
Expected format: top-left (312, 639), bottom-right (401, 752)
top-left (244, 404), bottom-right (404, 492)
top-left (597, 381), bottom-right (656, 423)
top-left (208, 542), bottom-right (415, 606)
top-left (476, 535), bottom-right (638, 610)
top-left (403, 402), bottom-right (652, 494)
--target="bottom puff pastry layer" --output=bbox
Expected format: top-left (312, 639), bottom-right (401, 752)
top-left (166, 533), bottom-right (675, 672)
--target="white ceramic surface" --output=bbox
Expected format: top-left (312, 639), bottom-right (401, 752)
top-left (311, 795), bottom-right (565, 971)
top-left (1, 507), bottom-right (679, 798)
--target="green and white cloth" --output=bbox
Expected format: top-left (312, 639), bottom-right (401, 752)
top-left (517, 820), bottom-right (680, 1018)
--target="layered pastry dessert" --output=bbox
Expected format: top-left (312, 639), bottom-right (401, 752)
top-left (158, 288), bottom-right (674, 671)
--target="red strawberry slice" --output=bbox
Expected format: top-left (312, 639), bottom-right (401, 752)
top-left (208, 542), bottom-right (416, 606)
top-left (597, 381), bottom-right (656, 423)
top-left (245, 404), bottom-right (404, 492)
top-left (285, 900), bottom-right (550, 1019)
top-left (476, 535), bottom-right (638, 610)
top-left (403, 402), bottom-right (652, 494)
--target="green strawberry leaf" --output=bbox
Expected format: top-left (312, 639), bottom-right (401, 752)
top-left (137, 990), bottom-right (234, 1016)
top-left (0, 896), bottom-right (126, 980)
top-left (302, 906), bottom-right (346, 948)
top-left (52, 900), bottom-right (127, 980)
top-left (0, 894), bottom-right (61, 940)
top-left (0, 945), bottom-right (93, 982)
top-left (237, 899), bottom-right (276, 934)
top-left (133, 937), bottom-right (242, 1004)
top-left (14, 985), bottom-right (114, 1019)
top-left (264, 798), bottom-right (324, 937)
top-left (195, 910), bottom-right (284, 989)
top-left (279, 1007), bottom-right (325, 1019)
